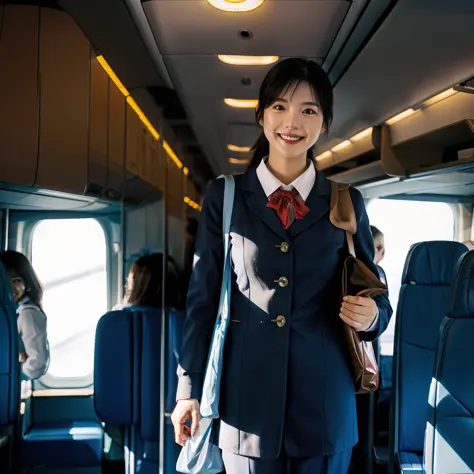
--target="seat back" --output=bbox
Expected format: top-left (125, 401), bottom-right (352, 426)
top-left (391, 242), bottom-right (467, 465)
top-left (94, 306), bottom-right (186, 473)
top-left (0, 260), bottom-right (20, 427)
top-left (424, 250), bottom-right (474, 474)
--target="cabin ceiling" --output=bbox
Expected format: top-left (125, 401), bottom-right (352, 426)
top-left (142, 0), bottom-right (393, 175)
top-left (141, 0), bottom-right (474, 181)
top-left (54, 0), bottom-right (474, 197)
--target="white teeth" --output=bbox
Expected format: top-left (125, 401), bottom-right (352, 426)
top-left (280, 134), bottom-right (302, 141)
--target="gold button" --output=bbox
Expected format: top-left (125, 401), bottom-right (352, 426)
top-left (274, 276), bottom-right (289, 288)
top-left (278, 242), bottom-right (290, 253)
top-left (272, 315), bottom-right (286, 327)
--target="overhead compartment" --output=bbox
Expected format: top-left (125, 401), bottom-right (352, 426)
top-left (35, 7), bottom-right (90, 195)
top-left (316, 127), bottom-right (386, 185)
top-left (0, 5), bottom-right (39, 187)
top-left (0, 4), bottom-right (190, 207)
top-left (381, 90), bottom-right (474, 177)
top-left (105, 84), bottom-right (126, 200)
top-left (88, 54), bottom-right (109, 196)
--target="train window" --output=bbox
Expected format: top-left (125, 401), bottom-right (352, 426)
top-left (367, 199), bottom-right (455, 355)
top-left (31, 218), bottom-right (107, 385)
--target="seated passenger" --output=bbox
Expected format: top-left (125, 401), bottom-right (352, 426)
top-left (105, 252), bottom-right (182, 461)
top-left (0, 251), bottom-right (50, 380)
top-left (370, 225), bottom-right (388, 286)
top-left (114, 252), bottom-right (181, 310)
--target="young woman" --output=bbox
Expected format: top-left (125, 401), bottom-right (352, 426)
top-left (172, 58), bottom-right (392, 474)
top-left (370, 225), bottom-right (388, 286)
top-left (0, 250), bottom-right (50, 380)
top-left (114, 253), bottom-right (182, 310)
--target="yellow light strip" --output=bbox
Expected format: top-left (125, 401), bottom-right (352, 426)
top-left (126, 97), bottom-right (159, 140)
top-left (386, 108), bottom-right (417, 125)
top-left (97, 54), bottom-right (192, 180)
top-left (218, 55), bottom-right (278, 66)
top-left (228, 144), bottom-right (251, 153)
top-left (315, 151), bottom-right (332, 162)
top-left (424, 88), bottom-right (458, 107)
top-left (351, 127), bottom-right (373, 142)
top-left (331, 140), bottom-right (352, 152)
top-left (207, 0), bottom-right (264, 12)
top-left (96, 55), bottom-right (130, 98)
top-left (163, 141), bottom-right (183, 169)
top-left (225, 98), bottom-right (259, 108)
top-left (184, 196), bottom-right (202, 211)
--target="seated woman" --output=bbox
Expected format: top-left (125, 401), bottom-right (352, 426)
top-left (115, 252), bottom-right (181, 310)
top-left (0, 250), bottom-right (50, 380)
top-left (106, 252), bottom-right (182, 460)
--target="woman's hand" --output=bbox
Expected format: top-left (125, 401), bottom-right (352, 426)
top-left (171, 399), bottom-right (200, 446)
top-left (340, 295), bottom-right (378, 331)
top-left (19, 351), bottom-right (28, 364)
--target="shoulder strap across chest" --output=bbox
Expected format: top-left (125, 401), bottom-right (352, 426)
top-left (329, 181), bottom-right (358, 256)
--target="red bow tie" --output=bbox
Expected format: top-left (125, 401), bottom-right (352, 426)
top-left (267, 188), bottom-right (310, 229)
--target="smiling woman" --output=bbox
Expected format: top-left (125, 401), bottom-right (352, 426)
top-left (249, 58), bottom-right (333, 172)
top-left (172, 57), bottom-right (392, 474)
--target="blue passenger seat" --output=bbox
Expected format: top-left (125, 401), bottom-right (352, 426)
top-left (390, 241), bottom-right (467, 474)
top-left (0, 260), bottom-right (20, 469)
top-left (21, 420), bottom-right (104, 471)
top-left (424, 250), bottom-right (474, 474)
top-left (94, 306), bottom-right (186, 474)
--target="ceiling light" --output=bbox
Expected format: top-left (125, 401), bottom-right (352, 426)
top-left (218, 55), bottom-right (278, 66)
top-left (207, 0), bottom-right (264, 12)
top-left (315, 151), bottom-right (332, 162)
top-left (351, 127), bottom-right (373, 142)
top-left (229, 157), bottom-right (250, 165)
top-left (225, 98), bottom-right (258, 108)
top-left (424, 88), bottom-right (458, 107)
top-left (332, 140), bottom-right (352, 152)
top-left (228, 144), bottom-right (251, 153)
top-left (386, 108), bottom-right (417, 125)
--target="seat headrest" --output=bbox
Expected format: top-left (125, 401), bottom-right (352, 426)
top-left (402, 241), bottom-right (467, 286)
top-left (450, 250), bottom-right (474, 318)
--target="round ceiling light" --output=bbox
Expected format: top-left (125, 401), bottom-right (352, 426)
top-left (207, 0), bottom-right (264, 12)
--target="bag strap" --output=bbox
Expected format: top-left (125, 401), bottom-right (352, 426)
top-left (214, 174), bottom-right (235, 323)
top-left (219, 175), bottom-right (235, 253)
top-left (329, 181), bottom-right (357, 257)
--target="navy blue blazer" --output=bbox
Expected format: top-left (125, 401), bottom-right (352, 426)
top-left (177, 167), bottom-right (392, 459)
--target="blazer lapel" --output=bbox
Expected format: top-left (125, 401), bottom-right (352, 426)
top-left (243, 168), bottom-right (289, 241)
top-left (288, 171), bottom-right (332, 238)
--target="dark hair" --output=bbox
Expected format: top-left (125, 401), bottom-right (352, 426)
top-left (127, 253), bottom-right (181, 309)
top-left (370, 225), bottom-right (383, 239)
top-left (249, 58), bottom-right (333, 168)
top-left (0, 250), bottom-right (43, 306)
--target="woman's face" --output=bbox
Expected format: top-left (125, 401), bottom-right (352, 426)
top-left (9, 273), bottom-right (26, 303)
top-left (374, 235), bottom-right (385, 265)
top-left (262, 81), bottom-right (324, 162)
